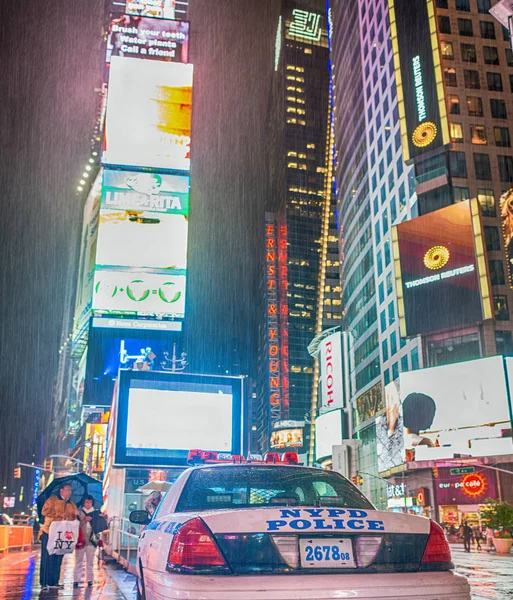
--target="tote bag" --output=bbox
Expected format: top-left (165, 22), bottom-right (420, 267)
top-left (47, 519), bottom-right (80, 555)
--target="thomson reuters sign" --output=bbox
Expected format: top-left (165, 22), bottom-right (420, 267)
top-left (319, 332), bottom-right (343, 410)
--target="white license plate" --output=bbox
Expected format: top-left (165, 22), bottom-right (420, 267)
top-left (299, 538), bottom-right (355, 568)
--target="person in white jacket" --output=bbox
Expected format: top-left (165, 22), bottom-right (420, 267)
top-left (74, 496), bottom-right (97, 587)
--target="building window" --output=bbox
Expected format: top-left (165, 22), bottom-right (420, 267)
top-left (453, 186), bottom-right (470, 203)
top-left (384, 369), bottom-right (390, 386)
top-left (456, 0), bottom-right (470, 10)
top-left (498, 155), bottom-right (513, 182)
top-left (401, 355), bottom-right (409, 372)
top-left (490, 99), bottom-right (507, 119)
top-left (458, 18), bottom-right (473, 36)
top-left (506, 48), bottom-right (513, 67)
top-left (477, 0), bottom-right (491, 14)
top-left (494, 295), bottom-right (509, 320)
top-left (380, 309), bottom-right (387, 333)
top-left (411, 347), bottom-right (419, 370)
top-left (474, 153), bottom-right (492, 180)
top-left (382, 339), bottom-right (389, 362)
top-left (441, 41), bottom-right (454, 60)
top-left (477, 188), bottom-right (496, 216)
top-left (448, 94), bottom-right (460, 114)
top-left (504, 25), bottom-right (512, 42)
top-left (496, 330), bottom-right (513, 355)
top-left (379, 282), bottom-right (385, 304)
top-left (489, 260), bottom-right (505, 284)
top-left (444, 67), bottom-right (457, 87)
top-left (484, 226), bottom-right (501, 251)
top-left (483, 46), bottom-right (500, 65)
top-left (438, 15), bottom-right (451, 34)
top-left (495, 127), bottom-right (511, 148)
top-left (461, 43), bottom-right (476, 62)
top-left (467, 96), bottom-right (484, 116)
top-left (390, 331), bottom-right (397, 355)
top-left (449, 151), bottom-right (467, 178)
top-left (464, 70), bottom-right (480, 89)
top-left (436, 0), bottom-right (448, 7)
top-left (470, 124), bottom-right (487, 145)
top-left (487, 72), bottom-right (503, 92)
top-left (388, 301), bottom-right (395, 325)
top-left (392, 362), bottom-right (399, 381)
top-left (510, 74), bottom-right (513, 93)
top-left (450, 122), bottom-right (464, 143)
top-left (480, 21), bottom-right (496, 39)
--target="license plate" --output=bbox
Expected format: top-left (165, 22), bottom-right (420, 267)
top-left (299, 538), bottom-right (355, 568)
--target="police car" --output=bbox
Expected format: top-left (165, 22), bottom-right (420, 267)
top-left (130, 450), bottom-right (471, 600)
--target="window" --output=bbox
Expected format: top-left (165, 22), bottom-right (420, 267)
top-left (379, 282), bottom-right (385, 304)
top-left (401, 355), bottom-right (409, 373)
top-left (461, 43), bottom-right (476, 62)
top-left (436, 0), bottom-right (448, 7)
top-left (441, 41), bottom-right (454, 59)
top-left (498, 155), bottom-right (513, 182)
top-left (382, 340), bottom-right (389, 362)
top-left (489, 260), bottom-right (505, 285)
top-left (474, 153), bottom-right (492, 180)
top-left (494, 296), bottom-right (509, 320)
top-left (449, 151), bottom-right (467, 178)
top-left (480, 21), bottom-right (496, 39)
top-left (453, 186), bottom-right (470, 202)
top-left (384, 369), bottom-right (390, 386)
top-left (470, 124), bottom-right (487, 145)
top-left (392, 362), bottom-right (399, 381)
top-left (444, 67), bottom-right (457, 86)
top-left (448, 95), bottom-right (460, 115)
top-left (487, 72), bottom-right (503, 92)
top-left (510, 74), bottom-right (513, 93)
top-left (490, 99), bottom-right (507, 119)
top-left (484, 226), bottom-right (501, 251)
top-left (464, 70), bottom-right (480, 89)
top-left (496, 331), bottom-right (513, 355)
top-left (495, 127), bottom-right (511, 148)
top-left (458, 18), bottom-right (473, 36)
top-left (477, 188), bottom-right (496, 216)
top-left (483, 46), bottom-right (499, 65)
top-left (388, 301), bottom-right (395, 324)
top-left (467, 96), bottom-right (484, 116)
top-left (411, 347), bottom-right (419, 371)
top-left (450, 122), bottom-right (464, 143)
top-left (438, 15), bottom-right (451, 34)
top-left (390, 331), bottom-right (397, 355)
top-left (506, 48), bottom-right (513, 68)
top-left (380, 309), bottom-right (387, 332)
top-left (456, 0), bottom-right (470, 10)
top-left (477, 0), bottom-right (491, 14)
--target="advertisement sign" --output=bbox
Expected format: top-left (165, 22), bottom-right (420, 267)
top-left (111, 0), bottom-right (181, 20)
top-left (500, 188), bottom-right (513, 287)
top-left (392, 200), bottom-right (492, 338)
top-left (270, 428), bottom-right (303, 449)
top-left (354, 383), bottom-right (383, 425)
top-left (106, 15), bottom-right (189, 63)
top-left (319, 332), bottom-right (343, 410)
top-left (83, 423), bottom-right (108, 473)
top-left (388, 0), bottom-right (450, 162)
top-left (103, 57), bottom-right (193, 172)
top-left (315, 409), bottom-right (342, 460)
top-left (3, 497), bottom-right (15, 509)
top-left (436, 468), bottom-right (497, 505)
top-left (376, 381), bottom-right (405, 473)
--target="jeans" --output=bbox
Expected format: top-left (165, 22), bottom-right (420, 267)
top-left (40, 533), bottom-right (64, 586)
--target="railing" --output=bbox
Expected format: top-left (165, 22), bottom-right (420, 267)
top-left (103, 516), bottom-right (142, 575)
top-left (0, 526), bottom-right (33, 555)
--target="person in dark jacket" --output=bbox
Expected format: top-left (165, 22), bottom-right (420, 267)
top-left (462, 522), bottom-right (473, 553)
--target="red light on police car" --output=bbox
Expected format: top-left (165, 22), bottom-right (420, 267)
top-left (201, 451), bottom-right (218, 461)
top-left (187, 449), bottom-right (203, 463)
top-left (265, 453), bottom-right (280, 463)
top-left (282, 452), bottom-right (299, 464)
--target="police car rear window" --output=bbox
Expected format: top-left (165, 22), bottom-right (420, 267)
top-left (175, 466), bottom-right (374, 512)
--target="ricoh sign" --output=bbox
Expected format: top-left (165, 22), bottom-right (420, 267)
top-left (319, 332), bottom-right (343, 411)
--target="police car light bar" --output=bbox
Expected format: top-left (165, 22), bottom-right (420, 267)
top-left (186, 449), bottom-right (301, 466)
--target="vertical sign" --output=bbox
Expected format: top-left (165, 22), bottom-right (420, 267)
top-left (319, 332), bottom-right (344, 410)
top-left (277, 221), bottom-right (290, 418)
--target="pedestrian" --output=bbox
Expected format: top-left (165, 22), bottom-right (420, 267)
top-left (31, 516), bottom-right (41, 544)
top-left (486, 526), bottom-right (495, 552)
top-left (40, 483), bottom-right (78, 591)
top-left (144, 491), bottom-right (162, 517)
top-left (473, 525), bottom-right (482, 550)
top-left (74, 495), bottom-right (99, 588)
top-left (462, 521), bottom-right (473, 553)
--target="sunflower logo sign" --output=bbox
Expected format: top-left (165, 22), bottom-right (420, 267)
top-left (423, 246), bottom-right (450, 271)
top-left (461, 472), bottom-right (487, 498)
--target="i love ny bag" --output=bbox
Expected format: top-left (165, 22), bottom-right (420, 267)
top-left (47, 520), bottom-right (80, 555)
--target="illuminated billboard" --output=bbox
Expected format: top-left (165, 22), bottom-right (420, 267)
top-left (500, 188), bottom-right (513, 287)
top-left (319, 332), bottom-right (343, 410)
top-left (111, 0), bottom-right (182, 20)
top-left (106, 15), bottom-right (189, 63)
top-left (377, 357), bottom-right (513, 471)
top-left (388, 0), bottom-right (449, 163)
top-left (103, 57), bottom-right (193, 172)
top-left (392, 200), bottom-right (492, 337)
top-left (315, 409), bottom-right (342, 461)
top-left (270, 428), bottom-right (303, 449)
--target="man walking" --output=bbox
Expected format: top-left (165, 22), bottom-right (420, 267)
top-left (462, 522), bottom-right (473, 553)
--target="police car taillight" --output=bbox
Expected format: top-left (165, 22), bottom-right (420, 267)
top-left (282, 452), bottom-right (299, 464)
top-left (421, 521), bottom-right (452, 568)
top-left (167, 518), bottom-right (229, 573)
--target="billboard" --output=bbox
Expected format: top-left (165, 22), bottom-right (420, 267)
top-left (315, 409), bottom-right (342, 461)
top-left (436, 468), bottom-right (498, 505)
top-left (392, 200), bottom-right (492, 338)
top-left (270, 428), bottom-right (303, 449)
top-left (319, 332), bottom-right (343, 410)
top-left (106, 15), bottom-right (189, 63)
top-left (111, 0), bottom-right (183, 20)
top-left (103, 57), bottom-right (193, 172)
top-left (378, 357), bottom-right (513, 469)
top-left (500, 188), bottom-right (513, 288)
top-left (388, 0), bottom-right (450, 163)
top-left (114, 370), bottom-right (244, 466)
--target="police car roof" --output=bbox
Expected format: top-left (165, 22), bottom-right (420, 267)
top-left (189, 462), bottom-right (324, 471)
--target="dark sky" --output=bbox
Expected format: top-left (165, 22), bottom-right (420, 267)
top-left (0, 0), bottom-right (277, 489)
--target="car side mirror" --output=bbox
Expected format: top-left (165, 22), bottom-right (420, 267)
top-left (129, 510), bottom-right (151, 525)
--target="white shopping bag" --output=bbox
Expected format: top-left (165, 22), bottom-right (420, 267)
top-left (47, 520), bottom-right (80, 555)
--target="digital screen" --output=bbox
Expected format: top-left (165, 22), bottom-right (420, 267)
top-left (315, 409), bottom-right (342, 460)
top-left (394, 201), bottom-right (488, 337)
top-left (500, 188), bottom-right (513, 288)
top-left (103, 57), bottom-right (193, 172)
top-left (436, 467), bottom-right (498, 505)
top-left (388, 0), bottom-right (449, 162)
top-left (270, 428), bottom-right (303, 449)
top-left (111, 0), bottom-right (186, 20)
top-left (377, 357), bottom-right (513, 469)
top-left (106, 15), bottom-right (189, 63)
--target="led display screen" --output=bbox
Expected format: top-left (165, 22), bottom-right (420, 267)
top-left (315, 409), bottom-right (342, 461)
top-left (270, 428), bottom-right (303, 449)
top-left (111, 0), bottom-right (183, 20)
top-left (103, 57), bottom-right (193, 172)
top-left (106, 14), bottom-right (189, 63)
top-left (388, 0), bottom-right (449, 162)
top-left (500, 188), bottom-right (513, 287)
top-left (393, 200), bottom-right (490, 337)
top-left (114, 370), bottom-right (244, 466)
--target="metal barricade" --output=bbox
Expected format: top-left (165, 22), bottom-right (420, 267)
top-left (103, 516), bottom-right (142, 575)
top-left (0, 526), bottom-right (32, 555)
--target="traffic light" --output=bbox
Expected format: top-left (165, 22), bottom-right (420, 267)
top-left (44, 459), bottom-right (53, 472)
top-left (351, 475), bottom-right (358, 485)
top-left (432, 466), bottom-right (439, 479)
top-left (358, 475), bottom-right (364, 486)
top-left (14, 467), bottom-right (21, 479)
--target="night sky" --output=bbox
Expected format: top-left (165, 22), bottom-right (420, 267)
top-left (0, 0), bottom-right (277, 490)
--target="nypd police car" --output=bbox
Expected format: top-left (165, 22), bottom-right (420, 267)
top-left (130, 450), bottom-right (471, 599)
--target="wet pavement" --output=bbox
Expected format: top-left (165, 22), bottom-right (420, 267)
top-left (0, 545), bottom-right (511, 599)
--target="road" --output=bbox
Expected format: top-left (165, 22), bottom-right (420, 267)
top-left (0, 545), bottom-right (511, 599)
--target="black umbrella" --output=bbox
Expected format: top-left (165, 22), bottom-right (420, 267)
top-left (37, 473), bottom-right (102, 522)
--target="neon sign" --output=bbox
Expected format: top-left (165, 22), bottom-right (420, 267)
top-left (412, 55), bottom-right (427, 122)
top-left (288, 9), bottom-right (322, 42)
top-left (404, 264), bottom-right (475, 289)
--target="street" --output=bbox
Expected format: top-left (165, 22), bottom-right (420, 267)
top-left (0, 546), bottom-right (511, 599)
